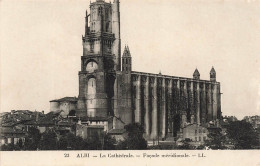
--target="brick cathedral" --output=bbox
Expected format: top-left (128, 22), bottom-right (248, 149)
top-left (50, 0), bottom-right (222, 140)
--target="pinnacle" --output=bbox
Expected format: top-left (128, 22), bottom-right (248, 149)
top-left (210, 66), bottom-right (216, 73)
top-left (193, 68), bottom-right (200, 76)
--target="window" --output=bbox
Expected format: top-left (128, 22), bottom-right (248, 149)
top-left (8, 138), bottom-right (11, 144)
top-left (199, 129), bottom-right (201, 133)
top-left (105, 8), bottom-right (109, 19)
top-left (203, 137), bottom-right (206, 141)
top-left (195, 137), bottom-right (197, 141)
top-left (86, 61), bottom-right (98, 73)
top-left (199, 137), bottom-right (201, 141)
top-left (106, 22), bottom-right (109, 32)
top-left (195, 130), bottom-right (197, 134)
top-left (88, 78), bottom-right (96, 96)
top-left (1, 139), bottom-right (5, 145)
top-left (108, 41), bottom-right (111, 49)
top-left (98, 7), bottom-right (102, 15)
top-left (90, 42), bottom-right (94, 52)
top-left (133, 86), bottom-right (136, 98)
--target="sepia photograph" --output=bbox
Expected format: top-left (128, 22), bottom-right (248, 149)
top-left (1, 0), bottom-right (260, 165)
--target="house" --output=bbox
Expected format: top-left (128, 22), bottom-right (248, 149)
top-left (182, 124), bottom-right (209, 146)
top-left (0, 127), bottom-right (25, 146)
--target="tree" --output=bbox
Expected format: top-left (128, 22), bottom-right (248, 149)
top-left (58, 135), bottom-right (69, 150)
top-left (1, 144), bottom-right (14, 151)
top-left (117, 123), bottom-right (147, 150)
top-left (225, 120), bottom-right (259, 149)
top-left (24, 127), bottom-right (41, 150)
top-left (116, 140), bottom-right (127, 150)
top-left (204, 128), bottom-right (226, 149)
top-left (103, 134), bottom-right (116, 150)
top-left (85, 131), bottom-right (102, 150)
top-left (39, 130), bottom-right (58, 150)
top-left (58, 132), bottom-right (86, 150)
top-left (177, 138), bottom-right (195, 150)
top-left (57, 132), bottom-right (116, 150)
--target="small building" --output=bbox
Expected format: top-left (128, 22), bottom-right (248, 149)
top-left (22, 112), bottom-right (57, 133)
top-left (107, 129), bottom-right (127, 142)
top-left (182, 124), bottom-right (208, 145)
top-left (75, 116), bottom-right (123, 140)
top-left (0, 127), bottom-right (25, 146)
top-left (76, 124), bottom-right (104, 140)
top-left (50, 97), bottom-right (77, 118)
top-left (78, 116), bottom-right (114, 132)
top-left (55, 120), bottom-right (75, 136)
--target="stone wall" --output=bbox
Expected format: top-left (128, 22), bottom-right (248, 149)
top-left (131, 71), bottom-right (221, 140)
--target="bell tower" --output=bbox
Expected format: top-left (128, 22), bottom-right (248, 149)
top-left (77, 0), bottom-right (121, 118)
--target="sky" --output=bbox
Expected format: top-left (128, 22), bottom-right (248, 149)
top-left (1, 0), bottom-right (260, 119)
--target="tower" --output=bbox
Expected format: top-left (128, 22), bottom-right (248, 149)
top-left (193, 68), bottom-right (200, 80)
top-left (77, 0), bottom-right (120, 118)
top-left (210, 66), bottom-right (216, 82)
top-left (122, 45), bottom-right (132, 73)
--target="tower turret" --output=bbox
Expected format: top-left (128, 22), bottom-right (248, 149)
top-left (85, 10), bottom-right (89, 36)
top-left (193, 68), bottom-right (200, 80)
top-left (112, 0), bottom-right (121, 71)
top-left (122, 45), bottom-right (132, 73)
top-left (210, 66), bottom-right (216, 82)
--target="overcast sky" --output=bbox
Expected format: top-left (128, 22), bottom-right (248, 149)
top-left (1, 0), bottom-right (260, 119)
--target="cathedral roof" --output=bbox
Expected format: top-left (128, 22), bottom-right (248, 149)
top-left (193, 68), bottom-right (200, 76)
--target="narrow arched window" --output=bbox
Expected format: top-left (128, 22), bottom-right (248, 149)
top-left (98, 7), bottom-right (102, 15)
top-left (88, 78), bottom-right (96, 95)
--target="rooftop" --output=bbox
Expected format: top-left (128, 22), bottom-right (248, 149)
top-left (50, 97), bottom-right (78, 103)
top-left (108, 129), bottom-right (126, 134)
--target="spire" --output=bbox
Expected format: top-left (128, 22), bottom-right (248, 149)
top-left (123, 45), bottom-right (131, 57)
top-left (123, 45), bottom-right (127, 57)
top-left (193, 68), bottom-right (200, 76)
top-left (127, 45), bottom-right (131, 56)
top-left (122, 45), bottom-right (131, 72)
top-left (210, 66), bottom-right (216, 82)
top-left (193, 68), bottom-right (200, 80)
top-left (210, 66), bottom-right (216, 74)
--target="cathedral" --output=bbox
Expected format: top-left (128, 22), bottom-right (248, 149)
top-left (50, 0), bottom-right (222, 140)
